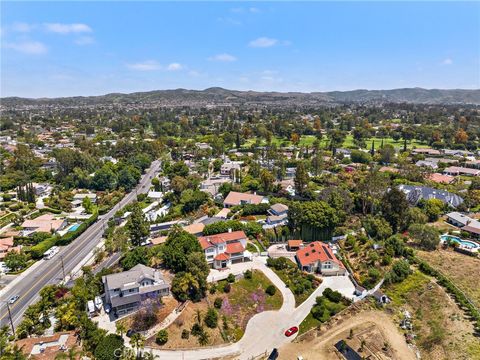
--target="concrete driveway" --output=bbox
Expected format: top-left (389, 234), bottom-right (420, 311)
top-left (145, 257), bottom-right (356, 360)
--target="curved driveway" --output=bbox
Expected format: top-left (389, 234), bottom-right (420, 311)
top-left (146, 258), bottom-right (355, 360)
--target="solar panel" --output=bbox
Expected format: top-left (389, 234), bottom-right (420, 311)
top-left (323, 245), bottom-right (333, 259)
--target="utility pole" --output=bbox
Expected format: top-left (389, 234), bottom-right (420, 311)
top-left (5, 302), bottom-right (15, 337)
top-left (60, 255), bottom-right (66, 282)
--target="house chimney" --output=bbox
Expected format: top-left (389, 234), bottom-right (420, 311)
top-left (228, 228), bottom-right (232, 233)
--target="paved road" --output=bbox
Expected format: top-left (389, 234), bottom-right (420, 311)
top-left (146, 258), bottom-right (356, 360)
top-left (0, 160), bottom-right (161, 329)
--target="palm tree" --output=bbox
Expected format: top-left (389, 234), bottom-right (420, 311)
top-left (130, 333), bottom-right (145, 359)
top-left (54, 346), bottom-right (81, 360)
top-left (116, 321), bottom-right (127, 337)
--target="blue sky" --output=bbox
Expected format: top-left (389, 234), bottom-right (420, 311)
top-left (1, 1), bottom-right (479, 97)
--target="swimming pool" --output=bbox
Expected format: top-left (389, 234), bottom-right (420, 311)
top-left (440, 235), bottom-right (480, 250)
top-left (69, 223), bottom-right (81, 232)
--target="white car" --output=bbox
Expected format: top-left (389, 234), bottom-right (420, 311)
top-left (8, 295), bottom-right (19, 304)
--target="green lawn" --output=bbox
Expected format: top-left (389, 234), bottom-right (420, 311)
top-left (217, 270), bottom-right (283, 310)
top-left (241, 134), bottom-right (430, 151)
top-left (384, 270), bottom-right (430, 306)
top-left (298, 312), bottom-right (321, 335)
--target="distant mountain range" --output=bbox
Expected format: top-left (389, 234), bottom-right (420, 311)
top-left (2, 87), bottom-right (480, 107)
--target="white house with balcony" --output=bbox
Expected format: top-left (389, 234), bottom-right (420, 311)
top-left (198, 230), bottom-right (251, 269)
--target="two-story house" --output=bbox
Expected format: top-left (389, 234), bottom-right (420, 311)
top-left (102, 264), bottom-right (170, 316)
top-left (296, 241), bottom-right (346, 276)
top-left (198, 230), bottom-right (249, 269)
top-left (265, 203), bottom-right (289, 228)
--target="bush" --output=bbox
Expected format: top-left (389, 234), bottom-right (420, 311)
top-left (323, 288), bottom-right (343, 303)
top-left (181, 329), bottom-right (190, 339)
top-left (94, 334), bottom-right (124, 360)
top-left (244, 269), bottom-right (253, 279)
top-left (214, 297), bottom-right (223, 309)
top-left (191, 323), bottom-right (202, 336)
top-left (155, 329), bottom-right (168, 345)
top-left (266, 285), bottom-right (277, 296)
top-left (227, 273), bottom-right (236, 283)
top-left (204, 307), bottom-right (218, 328)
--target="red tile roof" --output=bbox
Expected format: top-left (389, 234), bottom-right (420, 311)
top-left (296, 241), bottom-right (344, 268)
top-left (226, 242), bottom-right (245, 254)
top-left (198, 231), bottom-right (247, 250)
top-left (214, 253), bottom-right (230, 261)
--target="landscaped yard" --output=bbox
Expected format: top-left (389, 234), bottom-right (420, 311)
top-left (384, 270), bottom-right (480, 360)
top-left (146, 270), bottom-right (283, 349)
top-left (267, 257), bottom-right (320, 306)
top-left (416, 248), bottom-right (480, 308)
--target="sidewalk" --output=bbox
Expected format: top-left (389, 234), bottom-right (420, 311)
top-left (0, 259), bottom-right (45, 298)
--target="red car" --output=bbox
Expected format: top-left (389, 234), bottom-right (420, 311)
top-left (284, 326), bottom-right (298, 337)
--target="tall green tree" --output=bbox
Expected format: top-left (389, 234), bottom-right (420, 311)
top-left (127, 203), bottom-right (149, 246)
top-left (294, 161), bottom-right (310, 197)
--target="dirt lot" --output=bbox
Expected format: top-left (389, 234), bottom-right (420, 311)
top-left (385, 271), bottom-right (480, 360)
top-left (278, 308), bottom-right (415, 360)
top-left (416, 248), bottom-right (480, 308)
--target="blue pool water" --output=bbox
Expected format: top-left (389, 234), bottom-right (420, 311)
top-left (69, 224), bottom-right (81, 232)
top-left (440, 235), bottom-right (480, 250)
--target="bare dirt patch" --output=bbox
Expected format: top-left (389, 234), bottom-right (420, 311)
top-left (279, 307), bottom-right (415, 360)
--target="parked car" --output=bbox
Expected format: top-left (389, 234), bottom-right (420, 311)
top-left (267, 348), bottom-right (279, 360)
top-left (284, 326), bottom-right (298, 337)
top-left (8, 295), bottom-right (19, 304)
top-left (126, 329), bottom-right (137, 338)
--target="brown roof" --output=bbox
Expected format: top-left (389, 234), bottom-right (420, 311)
top-left (15, 331), bottom-right (78, 360)
top-left (379, 166), bottom-right (399, 173)
top-left (288, 240), bottom-right (303, 248)
top-left (462, 225), bottom-right (480, 235)
top-left (150, 236), bottom-right (167, 245)
top-left (21, 214), bottom-right (65, 233)
top-left (428, 173), bottom-right (455, 184)
top-left (296, 241), bottom-right (344, 268)
top-left (0, 237), bottom-right (14, 247)
top-left (223, 191), bottom-right (266, 206)
top-left (183, 223), bottom-right (205, 235)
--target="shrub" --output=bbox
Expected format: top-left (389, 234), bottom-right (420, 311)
top-left (94, 334), bottom-right (124, 360)
top-left (244, 269), bottom-right (252, 279)
top-left (204, 307), bottom-right (218, 328)
top-left (323, 288), bottom-right (342, 303)
top-left (155, 329), bottom-right (168, 345)
top-left (181, 329), bottom-right (190, 339)
top-left (227, 273), bottom-right (236, 283)
top-left (214, 297), bottom-right (223, 309)
top-left (266, 285), bottom-right (277, 296)
top-left (191, 323), bottom-right (202, 337)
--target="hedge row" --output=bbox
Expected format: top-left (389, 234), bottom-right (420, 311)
top-left (415, 258), bottom-right (480, 332)
top-left (28, 211), bottom-right (99, 259)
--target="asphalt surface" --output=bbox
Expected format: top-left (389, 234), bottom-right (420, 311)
top-left (0, 160), bottom-right (161, 329)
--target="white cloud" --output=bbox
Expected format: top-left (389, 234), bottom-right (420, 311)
top-left (167, 63), bottom-right (183, 71)
top-left (74, 36), bottom-right (95, 45)
top-left (5, 41), bottom-right (47, 54)
top-left (248, 37), bottom-right (278, 48)
top-left (208, 53), bottom-right (237, 62)
top-left (126, 60), bottom-right (161, 71)
top-left (442, 58), bottom-right (453, 65)
top-left (249, 7), bottom-right (260, 13)
top-left (44, 23), bottom-right (92, 34)
top-left (11, 22), bottom-right (34, 33)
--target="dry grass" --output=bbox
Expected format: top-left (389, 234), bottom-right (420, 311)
top-left (416, 248), bottom-right (480, 308)
top-left (385, 271), bottom-right (480, 360)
